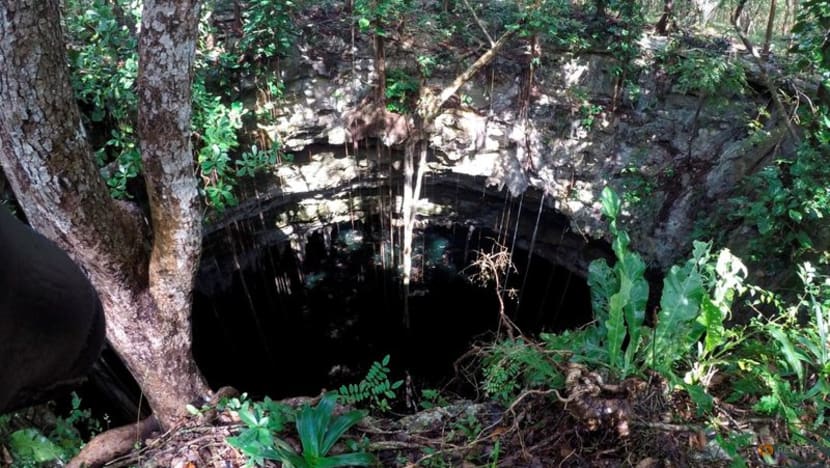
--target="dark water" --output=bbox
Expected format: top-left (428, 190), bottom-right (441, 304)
top-left (192, 219), bottom-right (593, 401)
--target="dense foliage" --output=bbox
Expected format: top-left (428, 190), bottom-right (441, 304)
top-left (2, 0), bottom-right (829, 465)
top-left (482, 188), bottom-right (830, 462)
top-left (63, 0), bottom-right (295, 210)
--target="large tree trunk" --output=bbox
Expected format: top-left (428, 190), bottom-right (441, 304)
top-left (134, 0), bottom-right (209, 427)
top-left (0, 0), bottom-right (210, 430)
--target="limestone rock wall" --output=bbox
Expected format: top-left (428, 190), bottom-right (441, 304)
top-left (242, 10), bottom-right (780, 270)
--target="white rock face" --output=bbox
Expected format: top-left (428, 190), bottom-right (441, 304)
top-left (248, 24), bottom-right (773, 269)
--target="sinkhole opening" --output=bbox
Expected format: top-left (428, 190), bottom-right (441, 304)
top-left (192, 217), bottom-right (594, 401)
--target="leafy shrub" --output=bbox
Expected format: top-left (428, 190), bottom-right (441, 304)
top-left (63, 0), bottom-right (291, 209)
top-left (730, 144), bottom-right (830, 263)
top-left (337, 355), bottom-right (403, 412)
top-left (741, 262), bottom-right (830, 432)
top-left (0, 393), bottom-right (102, 467)
top-left (229, 393), bottom-right (375, 468)
top-left (227, 397), bottom-right (294, 467)
top-left (274, 393), bottom-right (375, 468)
top-left (477, 187), bottom-right (830, 460)
top-left (667, 47), bottom-right (746, 97)
top-left (191, 78), bottom-right (247, 210)
top-left (385, 69), bottom-right (419, 114)
top-left (65, 0), bottom-right (141, 199)
top-left (481, 188), bottom-right (748, 407)
top-left (353, 0), bottom-right (412, 33)
top-left (237, 0), bottom-right (296, 63)
top-left (482, 337), bottom-right (563, 404)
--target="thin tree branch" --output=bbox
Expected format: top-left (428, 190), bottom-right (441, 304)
top-left (461, 0), bottom-right (494, 45)
top-left (418, 27), bottom-right (516, 124)
top-left (730, 16), bottom-right (800, 142)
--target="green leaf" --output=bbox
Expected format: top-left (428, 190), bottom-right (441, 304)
top-left (754, 394), bottom-right (780, 414)
top-left (651, 261), bottom-right (705, 369)
top-left (296, 396), bottom-right (331, 458)
top-left (9, 429), bottom-right (65, 463)
top-left (606, 282), bottom-right (628, 370)
top-left (767, 327), bottom-right (806, 383)
top-left (683, 383), bottom-right (713, 415)
top-left (620, 251), bottom-right (648, 371)
top-left (788, 209), bottom-right (803, 222)
top-left (600, 186), bottom-right (621, 220)
top-left (699, 297), bottom-right (726, 353)
top-left (611, 230), bottom-right (631, 259)
top-left (660, 262), bottom-right (704, 322)
top-left (273, 442), bottom-right (307, 467)
top-left (315, 452), bottom-right (376, 467)
top-left (321, 409), bottom-right (367, 455)
top-left (238, 405), bottom-right (259, 427)
top-left (588, 259), bottom-right (616, 323)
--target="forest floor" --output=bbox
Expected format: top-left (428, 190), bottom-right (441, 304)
top-left (98, 364), bottom-right (827, 467)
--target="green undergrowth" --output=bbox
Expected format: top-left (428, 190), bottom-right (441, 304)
top-left (0, 393), bottom-right (103, 468)
top-left (222, 356), bottom-right (403, 467)
top-left (481, 187), bottom-right (830, 464)
top-left (223, 393), bottom-right (375, 468)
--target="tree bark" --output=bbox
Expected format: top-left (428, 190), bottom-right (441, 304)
top-left (655, 0), bottom-right (674, 35)
top-left (135, 0), bottom-right (210, 428)
top-left (0, 0), bottom-right (210, 431)
top-left (762, 0), bottom-right (777, 57)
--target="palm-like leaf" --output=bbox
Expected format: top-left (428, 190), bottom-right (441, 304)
top-left (321, 409), bottom-right (368, 455)
top-left (280, 393), bottom-right (375, 467)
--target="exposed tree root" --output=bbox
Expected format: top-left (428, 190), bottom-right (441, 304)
top-left (68, 416), bottom-right (160, 468)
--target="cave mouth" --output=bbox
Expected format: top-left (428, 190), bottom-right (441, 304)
top-left (192, 216), bottom-right (593, 402)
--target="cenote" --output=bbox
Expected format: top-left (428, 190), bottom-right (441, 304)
top-left (192, 209), bottom-right (595, 401)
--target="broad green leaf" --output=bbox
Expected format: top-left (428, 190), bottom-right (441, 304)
top-left (9, 429), bottom-right (64, 463)
top-left (698, 296), bottom-right (726, 353)
top-left (660, 263), bottom-right (704, 322)
top-left (620, 252), bottom-right (648, 373)
top-left (606, 278), bottom-right (629, 370)
top-left (238, 406), bottom-right (259, 427)
top-left (611, 230), bottom-right (631, 260)
top-left (296, 396), bottom-right (328, 458)
top-left (652, 261), bottom-right (704, 368)
top-left (620, 253), bottom-right (648, 342)
top-left (691, 240), bottom-right (711, 262)
top-left (600, 186), bottom-right (621, 220)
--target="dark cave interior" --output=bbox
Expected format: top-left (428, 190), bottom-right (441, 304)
top-left (191, 218), bottom-right (594, 402)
